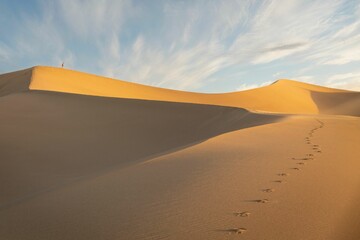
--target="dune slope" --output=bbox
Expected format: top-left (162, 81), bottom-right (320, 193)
top-left (0, 66), bottom-right (359, 240)
top-left (0, 90), bottom-right (281, 210)
top-left (0, 68), bottom-right (31, 97)
top-left (1, 66), bottom-right (359, 115)
top-left (311, 91), bottom-right (360, 116)
top-left (0, 115), bottom-right (359, 240)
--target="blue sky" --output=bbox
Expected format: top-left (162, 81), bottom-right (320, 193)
top-left (0, 0), bottom-right (359, 92)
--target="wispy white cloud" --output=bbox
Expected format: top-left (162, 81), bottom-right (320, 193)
top-left (1, 0), bottom-right (360, 92)
top-left (327, 72), bottom-right (360, 91)
top-left (0, 42), bottom-right (12, 62)
top-left (104, 0), bottom-right (351, 90)
top-left (291, 75), bottom-right (315, 84)
top-left (273, 72), bottom-right (282, 78)
top-left (229, 0), bottom-right (343, 64)
top-left (112, 39), bottom-right (229, 90)
top-left (99, 33), bottom-right (122, 77)
top-left (252, 43), bottom-right (309, 64)
top-left (57, 0), bottom-right (131, 38)
top-left (304, 2), bottom-right (360, 66)
top-left (236, 81), bottom-right (272, 91)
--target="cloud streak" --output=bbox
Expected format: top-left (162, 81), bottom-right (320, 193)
top-left (327, 72), bottom-right (360, 91)
top-left (0, 0), bottom-right (359, 92)
top-left (265, 42), bottom-right (308, 52)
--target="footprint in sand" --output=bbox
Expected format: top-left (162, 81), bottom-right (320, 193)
top-left (291, 167), bottom-right (301, 170)
top-left (256, 199), bottom-right (270, 203)
top-left (235, 211), bottom-right (251, 217)
top-left (273, 180), bottom-right (286, 183)
top-left (306, 154), bottom-right (314, 157)
top-left (297, 162), bottom-right (306, 165)
top-left (227, 228), bottom-right (247, 235)
top-left (293, 157), bottom-right (312, 160)
top-left (262, 188), bottom-right (275, 193)
top-left (278, 173), bottom-right (289, 176)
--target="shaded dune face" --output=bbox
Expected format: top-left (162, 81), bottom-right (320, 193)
top-left (0, 68), bottom-right (31, 97)
top-left (0, 90), bottom-right (282, 209)
top-left (311, 91), bottom-right (360, 117)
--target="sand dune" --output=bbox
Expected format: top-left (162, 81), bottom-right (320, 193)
top-left (0, 90), bottom-right (281, 211)
top-left (0, 66), bottom-right (359, 240)
top-left (0, 68), bottom-right (31, 97)
top-left (1, 66), bottom-right (359, 115)
top-left (312, 91), bottom-right (360, 116)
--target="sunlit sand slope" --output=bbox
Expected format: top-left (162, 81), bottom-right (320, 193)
top-left (1, 66), bottom-right (354, 115)
top-left (0, 115), bottom-right (358, 240)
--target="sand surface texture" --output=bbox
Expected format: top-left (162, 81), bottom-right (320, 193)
top-left (0, 67), bottom-right (359, 239)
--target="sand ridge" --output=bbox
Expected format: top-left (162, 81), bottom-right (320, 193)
top-left (1, 66), bottom-right (359, 115)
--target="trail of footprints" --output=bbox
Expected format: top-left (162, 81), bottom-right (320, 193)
top-left (225, 119), bottom-right (325, 235)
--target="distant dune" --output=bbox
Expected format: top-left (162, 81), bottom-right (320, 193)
top-left (2, 66), bottom-right (359, 115)
top-left (0, 66), bottom-right (359, 240)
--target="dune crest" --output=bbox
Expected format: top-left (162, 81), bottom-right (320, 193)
top-left (1, 66), bottom-right (358, 116)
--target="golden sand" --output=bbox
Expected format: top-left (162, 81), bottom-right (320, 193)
top-left (0, 66), bottom-right (359, 240)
